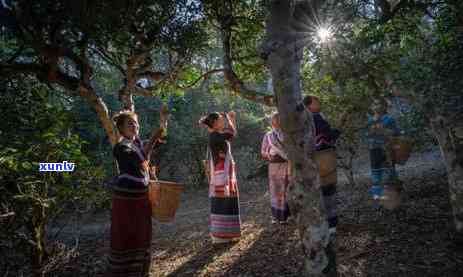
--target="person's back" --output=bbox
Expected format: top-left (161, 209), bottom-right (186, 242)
top-left (303, 95), bottom-right (339, 238)
top-left (312, 112), bottom-right (340, 151)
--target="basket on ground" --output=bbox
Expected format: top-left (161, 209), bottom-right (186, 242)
top-left (148, 180), bottom-right (183, 223)
top-left (390, 137), bottom-right (412, 165)
top-left (380, 185), bottom-right (402, 210)
top-left (313, 149), bottom-right (337, 185)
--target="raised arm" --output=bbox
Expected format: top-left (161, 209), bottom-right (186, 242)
top-left (144, 105), bottom-right (169, 161)
top-left (224, 111), bottom-right (237, 136)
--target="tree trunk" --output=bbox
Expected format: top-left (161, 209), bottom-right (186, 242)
top-left (263, 1), bottom-right (335, 275)
top-left (342, 166), bottom-right (355, 187)
top-left (430, 116), bottom-right (463, 238)
top-left (341, 148), bottom-right (356, 186)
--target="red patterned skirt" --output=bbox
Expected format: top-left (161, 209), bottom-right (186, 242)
top-left (108, 191), bottom-right (152, 277)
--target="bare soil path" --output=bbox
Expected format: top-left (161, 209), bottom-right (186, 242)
top-left (53, 150), bottom-right (463, 276)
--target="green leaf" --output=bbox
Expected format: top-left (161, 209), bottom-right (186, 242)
top-left (21, 161), bottom-right (32, 170)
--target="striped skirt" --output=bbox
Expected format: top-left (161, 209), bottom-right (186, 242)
top-left (210, 197), bottom-right (241, 242)
top-left (108, 191), bottom-right (152, 277)
top-left (268, 163), bottom-right (290, 221)
top-left (209, 161), bottom-right (241, 242)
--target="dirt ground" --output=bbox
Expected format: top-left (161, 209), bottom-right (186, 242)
top-left (53, 150), bottom-right (463, 277)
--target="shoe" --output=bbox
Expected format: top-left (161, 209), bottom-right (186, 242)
top-left (279, 220), bottom-right (288, 225)
top-left (271, 218), bottom-right (277, 224)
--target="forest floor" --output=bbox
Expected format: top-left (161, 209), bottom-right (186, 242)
top-left (54, 149), bottom-right (463, 277)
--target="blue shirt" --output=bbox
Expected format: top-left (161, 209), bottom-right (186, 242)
top-left (367, 114), bottom-right (400, 150)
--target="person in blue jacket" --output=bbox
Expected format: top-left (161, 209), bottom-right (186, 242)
top-left (367, 98), bottom-right (401, 199)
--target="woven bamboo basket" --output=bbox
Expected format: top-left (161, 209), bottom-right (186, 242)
top-left (148, 180), bottom-right (183, 223)
top-left (390, 137), bottom-right (412, 165)
top-left (380, 185), bottom-right (401, 210)
top-left (313, 149), bottom-right (337, 185)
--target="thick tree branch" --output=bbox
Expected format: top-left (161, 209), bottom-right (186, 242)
top-left (118, 51), bottom-right (151, 111)
top-left (1, 60), bottom-right (118, 146)
top-left (120, 47), bottom-right (189, 108)
top-left (55, 69), bottom-right (118, 146)
top-left (51, 64), bottom-right (118, 146)
top-left (219, 1), bottom-right (274, 107)
top-left (129, 68), bottom-right (224, 96)
top-left (176, 68), bottom-right (224, 90)
top-left (78, 85), bottom-right (118, 146)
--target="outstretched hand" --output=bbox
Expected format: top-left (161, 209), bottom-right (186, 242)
top-left (156, 105), bottom-right (169, 144)
top-left (227, 111), bottom-right (236, 120)
top-left (225, 110), bottom-right (237, 135)
top-left (160, 105), bottom-right (169, 132)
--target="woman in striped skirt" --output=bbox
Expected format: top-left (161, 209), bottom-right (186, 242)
top-left (261, 112), bottom-right (291, 224)
top-left (200, 111), bottom-right (241, 244)
top-left (108, 109), bottom-right (167, 277)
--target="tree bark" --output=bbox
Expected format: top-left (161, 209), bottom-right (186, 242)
top-left (263, 0), bottom-right (335, 276)
top-left (339, 147), bottom-right (356, 186)
top-left (430, 115), bottom-right (463, 237)
top-left (78, 85), bottom-right (119, 146)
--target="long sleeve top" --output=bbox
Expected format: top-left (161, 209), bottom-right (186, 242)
top-left (208, 130), bottom-right (234, 166)
top-left (261, 129), bottom-right (288, 162)
top-left (313, 112), bottom-right (341, 151)
top-left (112, 137), bottom-right (150, 194)
top-left (367, 114), bottom-right (400, 150)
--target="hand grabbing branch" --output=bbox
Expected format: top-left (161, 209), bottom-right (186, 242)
top-left (144, 105), bottom-right (169, 161)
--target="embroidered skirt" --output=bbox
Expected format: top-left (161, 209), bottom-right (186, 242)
top-left (108, 191), bottom-right (152, 277)
top-left (209, 161), bottom-right (241, 242)
top-left (268, 162), bottom-right (290, 221)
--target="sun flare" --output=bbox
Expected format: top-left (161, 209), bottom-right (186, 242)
top-left (316, 27), bottom-right (332, 43)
